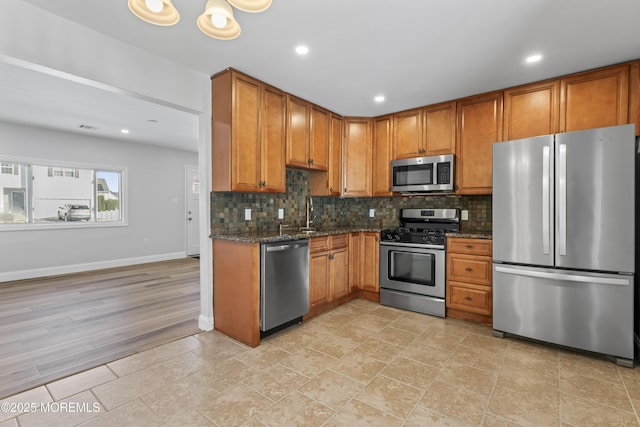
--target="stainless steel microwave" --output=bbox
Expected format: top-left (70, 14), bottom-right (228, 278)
top-left (391, 154), bottom-right (454, 193)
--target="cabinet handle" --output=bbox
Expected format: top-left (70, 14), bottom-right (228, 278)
top-left (375, 236), bottom-right (378, 241)
top-left (464, 296), bottom-right (472, 301)
top-left (344, 188), bottom-right (347, 192)
top-left (465, 267), bottom-right (473, 271)
top-left (465, 245), bottom-right (473, 249)
top-left (330, 187), bottom-right (333, 192)
top-left (329, 254), bottom-right (334, 260)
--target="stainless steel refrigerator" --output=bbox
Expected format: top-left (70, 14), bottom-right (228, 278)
top-left (492, 124), bottom-right (636, 365)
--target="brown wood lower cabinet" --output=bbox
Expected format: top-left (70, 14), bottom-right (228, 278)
top-left (307, 234), bottom-right (354, 317)
top-left (213, 239), bottom-right (261, 347)
top-left (446, 237), bottom-right (493, 324)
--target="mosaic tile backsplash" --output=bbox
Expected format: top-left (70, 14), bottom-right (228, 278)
top-left (210, 169), bottom-right (492, 234)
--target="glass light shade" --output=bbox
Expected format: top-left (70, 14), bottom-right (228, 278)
top-left (128, 0), bottom-right (179, 26)
top-left (198, 0), bottom-right (241, 40)
top-left (227, 0), bottom-right (272, 13)
top-left (144, 0), bottom-right (163, 13)
top-left (211, 14), bottom-right (228, 29)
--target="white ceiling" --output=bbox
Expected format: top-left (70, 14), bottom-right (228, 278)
top-left (5, 0), bottom-right (640, 150)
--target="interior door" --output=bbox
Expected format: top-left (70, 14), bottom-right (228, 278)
top-left (555, 125), bottom-right (635, 272)
top-left (186, 165), bottom-right (200, 256)
top-left (492, 134), bottom-right (554, 267)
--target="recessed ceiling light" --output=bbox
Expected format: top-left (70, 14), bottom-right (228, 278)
top-left (121, 129), bottom-right (130, 134)
top-left (295, 45), bottom-right (309, 55)
top-left (374, 95), bottom-right (385, 103)
top-left (526, 54), bottom-right (542, 64)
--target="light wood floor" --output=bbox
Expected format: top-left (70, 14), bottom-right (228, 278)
top-left (0, 257), bottom-right (201, 399)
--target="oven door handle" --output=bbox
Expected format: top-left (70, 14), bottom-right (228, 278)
top-left (379, 241), bottom-right (445, 250)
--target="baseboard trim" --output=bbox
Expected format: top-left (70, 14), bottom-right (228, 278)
top-left (0, 252), bottom-right (187, 282)
top-left (198, 314), bottom-right (214, 331)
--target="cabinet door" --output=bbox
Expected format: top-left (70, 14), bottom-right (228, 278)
top-left (286, 95), bottom-right (310, 168)
top-left (372, 115), bottom-right (393, 196)
top-left (331, 247), bottom-right (349, 300)
top-left (359, 232), bottom-right (379, 293)
top-left (423, 101), bottom-right (456, 155)
top-left (456, 92), bottom-right (503, 195)
top-left (342, 118), bottom-right (372, 196)
top-left (309, 106), bottom-right (330, 171)
top-left (348, 232), bottom-right (360, 293)
top-left (231, 73), bottom-right (262, 191)
top-left (631, 61), bottom-right (640, 136)
top-left (392, 108), bottom-right (423, 159)
top-left (328, 115), bottom-right (343, 195)
top-left (560, 65), bottom-right (629, 132)
top-left (309, 251), bottom-right (330, 309)
top-left (260, 85), bottom-right (286, 193)
top-left (504, 81), bottom-right (560, 140)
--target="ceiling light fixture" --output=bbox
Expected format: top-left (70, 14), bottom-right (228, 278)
top-left (128, 0), bottom-right (271, 40)
top-left (526, 54), bottom-right (543, 64)
top-left (374, 95), bottom-right (385, 103)
top-left (295, 46), bottom-right (309, 55)
top-left (121, 129), bottom-right (130, 134)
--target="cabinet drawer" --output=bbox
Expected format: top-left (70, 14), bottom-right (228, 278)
top-left (310, 236), bottom-right (330, 253)
top-left (330, 234), bottom-right (348, 249)
top-left (447, 281), bottom-right (492, 316)
top-left (447, 254), bottom-right (492, 285)
top-left (447, 238), bottom-right (492, 256)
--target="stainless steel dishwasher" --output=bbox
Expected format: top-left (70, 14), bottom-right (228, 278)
top-left (260, 239), bottom-right (309, 332)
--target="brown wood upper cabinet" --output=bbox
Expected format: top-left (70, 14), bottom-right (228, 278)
top-left (456, 92), bottom-right (503, 195)
top-left (631, 61), bottom-right (640, 135)
top-left (392, 102), bottom-right (456, 159)
top-left (392, 108), bottom-right (423, 159)
top-left (310, 114), bottom-right (342, 196)
top-left (372, 115), bottom-right (393, 196)
top-left (342, 117), bottom-right (372, 197)
top-left (423, 101), bottom-right (457, 155)
top-left (504, 80), bottom-right (560, 140)
top-left (559, 64), bottom-right (630, 133)
top-left (211, 69), bottom-right (286, 193)
top-left (286, 95), bottom-right (329, 170)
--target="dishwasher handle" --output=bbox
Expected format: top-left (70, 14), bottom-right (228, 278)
top-left (266, 242), bottom-right (308, 252)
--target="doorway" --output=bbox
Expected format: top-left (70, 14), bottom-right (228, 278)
top-left (186, 165), bottom-right (200, 256)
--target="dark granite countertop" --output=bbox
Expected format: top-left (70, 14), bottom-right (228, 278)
top-left (211, 226), bottom-right (383, 243)
top-left (446, 231), bottom-right (492, 240)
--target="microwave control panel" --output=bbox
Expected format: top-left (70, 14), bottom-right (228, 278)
top-left (436, 162), bottom-right (451, 184)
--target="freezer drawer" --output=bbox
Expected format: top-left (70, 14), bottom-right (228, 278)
top-left (493, 263), bottom-right (634, 361)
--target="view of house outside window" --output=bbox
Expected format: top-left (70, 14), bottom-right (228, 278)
top-left (0, 161), bottom-right (123, 225)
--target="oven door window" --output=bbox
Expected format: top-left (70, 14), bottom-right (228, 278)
top-left (393, 163), bottom-right (433, 186)
top-left (388, 250), bottom-right (435, 286)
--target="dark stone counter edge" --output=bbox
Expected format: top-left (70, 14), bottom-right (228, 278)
top-left (446, 232), bottom-right (492, 240)
top-left (211, 227), bottom-right (384, 243)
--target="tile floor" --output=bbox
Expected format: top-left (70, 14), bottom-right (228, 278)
top-left (1, 299), bottom-right (640, 426)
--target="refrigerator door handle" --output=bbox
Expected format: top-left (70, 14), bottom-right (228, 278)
top-left (542, 146), bottom-right (550, 255)
top-left (558, 144), bottom-right (567, 256)
top-left (495, 265), bottom-right (630, 286)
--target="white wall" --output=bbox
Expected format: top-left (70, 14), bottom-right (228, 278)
top-left (0, 121), bottom-right (197, 280)
top-left (0, 0), bottom-right (214, 330)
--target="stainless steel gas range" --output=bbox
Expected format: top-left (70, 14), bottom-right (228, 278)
top-left (379, 208), bottom-right (460, 317)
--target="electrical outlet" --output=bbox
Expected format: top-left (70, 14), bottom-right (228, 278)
top-left (278, 208), bottom-right (284, 219)
top-left (461, 210), bottom-right (469, 220)
top-left (245, 208), bottom-right (251, 220)
top-left (369, 208), bottom-right (375, 218)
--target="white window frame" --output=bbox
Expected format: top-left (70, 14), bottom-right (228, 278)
top-left (0, 156), bottom-right (128, 231)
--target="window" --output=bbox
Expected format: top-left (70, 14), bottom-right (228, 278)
top-left (0, 160), bottom-right (124, 226)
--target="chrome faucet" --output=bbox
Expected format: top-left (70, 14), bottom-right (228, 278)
top-left (305, 196), bottom-right (314, 229)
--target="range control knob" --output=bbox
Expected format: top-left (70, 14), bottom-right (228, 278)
top-left (395, 235), bottom-right (401, 241)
